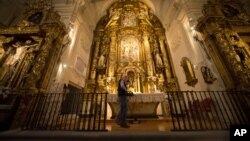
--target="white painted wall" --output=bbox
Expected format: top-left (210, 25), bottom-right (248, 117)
top-left (52, 0), bottom-right (93, 89)
top-left (165, 1), bottom-right (225, 91)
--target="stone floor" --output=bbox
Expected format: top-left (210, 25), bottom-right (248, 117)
top-left (106, 118), bottom-right (173, 131)
top-left (0, 118), bottom-right (230, 141)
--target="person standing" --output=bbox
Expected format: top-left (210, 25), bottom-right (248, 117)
top-left (116, 75), bottom-right (130, 128)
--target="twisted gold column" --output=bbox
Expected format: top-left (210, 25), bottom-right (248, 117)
top-left (107, 31), bottom-right (117, 77)
top-left (159, 37), bottom-right (172, 79)
top-left (90, 37), bottom-right (100, 80)
top-left (143, 32), bottom-right (154, 76)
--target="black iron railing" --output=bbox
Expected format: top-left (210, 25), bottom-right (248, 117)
top-left (167, 91), bottom-right (250, 131)
top-left (21, 93), bottom-right (108, 131)
top-left (2, 90), bottom-right (249, 131)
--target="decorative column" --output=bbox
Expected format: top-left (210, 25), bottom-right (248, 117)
top-left (195, 0), bottom-right (250, 90)
top-left (143, 32), bottom-right (154, 76)
top-left (143, 31), bottom-right (156, 92)
top-left (213, 28), bottom-right (250, 88)
top-left (90, 36), bottom-right (101, 80)
top-left (137, 74), bottom-right (141, 93)
top-left (157, 30), bottom-right (179, 91)
top-left (107, 31), bottom-right (117, 77)
top-left (25, 32), bottom-right (53, 93)
top-left (107, 30), bottom-right (117, 93)
top-left (159, 36), bottom-right (172, 79)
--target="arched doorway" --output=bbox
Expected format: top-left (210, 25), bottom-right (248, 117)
top-left (85, 0), bottom-right (179, 93)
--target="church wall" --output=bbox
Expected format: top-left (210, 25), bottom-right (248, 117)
top-left (53, 3), bottom-right (75, 28)
top-left (166, 10), bottom-right (225, 91)
top-left (51, 1), bottom-right (94, 90)
top-left (56, 18), bottom-right (89, 89)
top-left (167, 20), bottom-right (198, 91)
top-left (182, 16), bottom-right (226, 91)
top-left (69, 25), bottom-right (91, 88)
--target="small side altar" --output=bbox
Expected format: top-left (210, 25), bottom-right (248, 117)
top-left (107, 93), bottom-right (166, 118)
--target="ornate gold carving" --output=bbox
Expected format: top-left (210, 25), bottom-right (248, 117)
top-left (155, 51), bottom-right (163, 68)
top-left (120, 35), bottom-right (139, 62)
top-left (25, 34), bottom-right (51, 90)
top-left (196, 0), bottom-right (250, 90)
top-left (0, 3), bottom-right (66, 93)
top-left (97, 54), bottom-right (106, 68)
top-left (84, 0), bottom-right (179, 93)
top-left (121, 10), bottom-right (137, 27)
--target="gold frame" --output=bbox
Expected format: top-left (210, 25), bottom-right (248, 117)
top-left (181, 57), bottom-right (198, 87)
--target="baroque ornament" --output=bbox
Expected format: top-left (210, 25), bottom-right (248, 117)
top-left (0, 0), bottom-right (66, 93)
top-left (84, 0), bottom-right (179, 93)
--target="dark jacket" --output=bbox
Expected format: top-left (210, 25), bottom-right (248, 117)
top-left (117, 79), bottom-right (127, 96)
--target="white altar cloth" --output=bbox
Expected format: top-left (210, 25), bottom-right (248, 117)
top-left (107, 93), bottom-right (165, 103)
top-left (107, 93), bottom-right (166, 118)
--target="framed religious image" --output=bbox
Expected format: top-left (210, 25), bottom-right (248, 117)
top-left (181, 57), bottom-right (198, 87)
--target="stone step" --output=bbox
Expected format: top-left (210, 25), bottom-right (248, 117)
top-left (0, 129), bottom-right (229, 141)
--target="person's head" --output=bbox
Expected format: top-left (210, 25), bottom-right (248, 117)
top-left (122, 74), bottom-right (128, 82)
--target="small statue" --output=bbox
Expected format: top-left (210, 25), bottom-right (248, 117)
top-left (155, 52), bottom-right (163, 67)
top-left (98, 54), bottom-right (105, 68)
top-left (201, 66), bottom-right (216, 84)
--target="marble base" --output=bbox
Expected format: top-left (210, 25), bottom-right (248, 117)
top-left (107, 94), bottom-right (166, 119)
top-left (108, 102), bottom-right (160, 118)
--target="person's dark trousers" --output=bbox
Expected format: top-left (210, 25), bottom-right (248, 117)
top-left (117, 95), bottom-right (128, 126)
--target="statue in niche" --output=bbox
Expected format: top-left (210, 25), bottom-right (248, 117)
top-left (153, 42), bottom-right (163, 68)
top-left (127, 71), bottom-right (135, 92)
top-left (155, 51), bottom-right (163, 68)
top-left (97, 53), bottom-right (106, 68)
top-left (226, 30), bottom-right (250, 69)
top-left (235, 49), bottom-right (250, 69)
top-left (226, 30), bottom-right (243, 47)
top-left (201, 66), bottom-right (216, 84)
top-left (181, 57), bottom-right (198, 87)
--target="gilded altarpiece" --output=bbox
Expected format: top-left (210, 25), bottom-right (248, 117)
top-left (196, 0), bottom-right (250, 90)
top-left (85, 0), bottom-right (179, 93)
top-left (0, 4), bottom-right (66, 93)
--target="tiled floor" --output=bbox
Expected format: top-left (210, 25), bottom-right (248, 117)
top-left (106, 118), bottom-right (173, 132)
